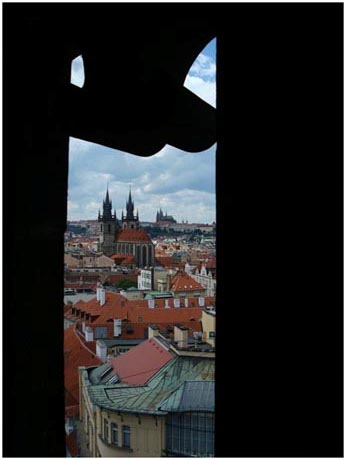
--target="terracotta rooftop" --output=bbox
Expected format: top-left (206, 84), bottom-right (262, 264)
top-left (155, 256), bottom-right (173, 267)
top-left (121, 255), bottom-right (135, 264)
top-left (92, 294), bottom-right (212, 324)
top-left (170, 272), bottom-right (205, 292)
top-left (69, 291), bottom-right (214, 320)
top-left (64, 282), bottom-right (97, 289)
top-left (64, 325), bottom-right (102, 414)
top-left (66, 431), bottom-right (78, 457)
top-left (115, 228), bottom-right (151, 242)
top-left (110, 254), bottom-right (127, 261)
top-left (108, 338), bottom-right (173, 385)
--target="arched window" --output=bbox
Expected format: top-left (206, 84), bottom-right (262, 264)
top-left (142, 245), bottom-right (147, 267)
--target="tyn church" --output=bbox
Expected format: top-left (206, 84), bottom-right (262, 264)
top-left (98, 188), bottom-right (155, 268)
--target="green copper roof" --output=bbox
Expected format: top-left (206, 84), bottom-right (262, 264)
top-left (160, 381), bottom-right (215, 412)
top-left (87, 355), bottom-right (214, 415)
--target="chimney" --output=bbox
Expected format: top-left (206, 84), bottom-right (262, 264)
top-left (96, 340), bottom-right (107, 362)
top-left (174, 325), bottom-right (188, 348)
top-left (166, 274), bottom-right (172, 290)
top-left (148, 324), bottom-right (160, 339)
top-left (85, 326), bottom-right (94, 342)
top-left (113, 319), bottom-right (122, 337)
top-left (148, 299), bottom-right (155, 309)
top-left (173, 298), bottom-right (180, 308)
top-left (100, 288), bottom-right (106, 306)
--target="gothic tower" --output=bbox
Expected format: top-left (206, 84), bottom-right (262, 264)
top-left (98, 188), bottom-right (118, 255)
top-left (122, 187), bottom-right (139, 229)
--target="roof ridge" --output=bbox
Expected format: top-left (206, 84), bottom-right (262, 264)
top-left (73, 324), bottom-right (98, 358)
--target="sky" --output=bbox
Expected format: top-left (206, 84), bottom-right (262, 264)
top-left (68, 39), bottom-right (216, 224)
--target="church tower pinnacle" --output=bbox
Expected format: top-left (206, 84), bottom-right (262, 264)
top-left (98, 187), bottom-right (118, 255)
top-left (122, 187), bottom-right (139, 229)
top-left (99, 187), bottom-right (116, 222)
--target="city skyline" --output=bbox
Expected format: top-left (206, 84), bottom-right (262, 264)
top-left (68, 39), bottom-right (216, 224)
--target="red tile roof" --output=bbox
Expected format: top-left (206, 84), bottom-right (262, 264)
top-left (66, 431), bottom-right (78, 457)
top-left (64, 325), bottom-right (102, 415)
top-left (65, 292), bottom-right (215, 340)
top-left (109, 338), bottom-right (173, 385)
top-left (121, 255), bottom-right (135, 265)
top-left (170, 272), bottom-right (205, 292)
top-left (107, 273), bottom-right (138, 284)
top-left (155, 256), bottom-right (173, 267)
top-left (115, 228), bottom-right (151, 242)
top-left (64, 282), bottom-right (98, 290)
top-left (110, 254), bottom-right (127, 261)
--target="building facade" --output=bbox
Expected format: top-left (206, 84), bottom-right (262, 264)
top-left (79, 328), bottom-right (215, 457)
top-left (98, 188), bottom-right (155, 268)
top-left (187, 263), bottom-right (216, 297)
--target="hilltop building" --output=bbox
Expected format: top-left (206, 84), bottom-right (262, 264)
top-left (156, 208), bottom-right (177, 224)
top-left (98, 188), bottom-right (154, 268)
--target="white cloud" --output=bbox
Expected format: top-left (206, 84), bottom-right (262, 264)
top-left (69, 137), bottom-right (93, 154)
top-left (184, 51), bottom-right (216, 107)
top-left (189, 53), bottom-right (216, 80)
top-left (184, 75), bottom-right (216, 108)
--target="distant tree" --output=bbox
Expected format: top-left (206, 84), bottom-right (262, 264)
top-left (67, 224), bottom-right (87, 234)
top-left (117, 279), bottom-right (137, 290)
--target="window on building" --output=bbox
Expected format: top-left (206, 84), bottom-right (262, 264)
top-left (122, 425), bottom-right (131, 448)
top-left (94, 326), bottom-right (108, 339)
top-left (103, 417), bottom-right (109, 442)
top-left (165, 412), bottom-right (214, 457)
top-left (111, 423), bottom-right (118, 445)
top-left (138, 316), bottom-right (143, 322)
top-left (108, 224), bottom-right (111, 232)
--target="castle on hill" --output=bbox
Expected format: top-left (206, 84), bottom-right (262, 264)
top-left (156, 208), bottom-right (176, 224)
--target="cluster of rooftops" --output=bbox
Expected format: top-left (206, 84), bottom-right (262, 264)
top-left (81, 331), bottom-right (215, 416)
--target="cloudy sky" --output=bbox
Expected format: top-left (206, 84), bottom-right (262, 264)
top-left (68, 39), bottom-right (216, 224)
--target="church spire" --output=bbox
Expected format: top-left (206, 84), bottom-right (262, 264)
top-left (99, 186), bottom-right (116, 221)
top-left (122, 187), bottom-right (139, 228)
top-left (126, 186), bottom-right (135, 220)
top-left (106, 188), bottom-right (110, 203)
top-left (128, 185), bottom-right (132, 203)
